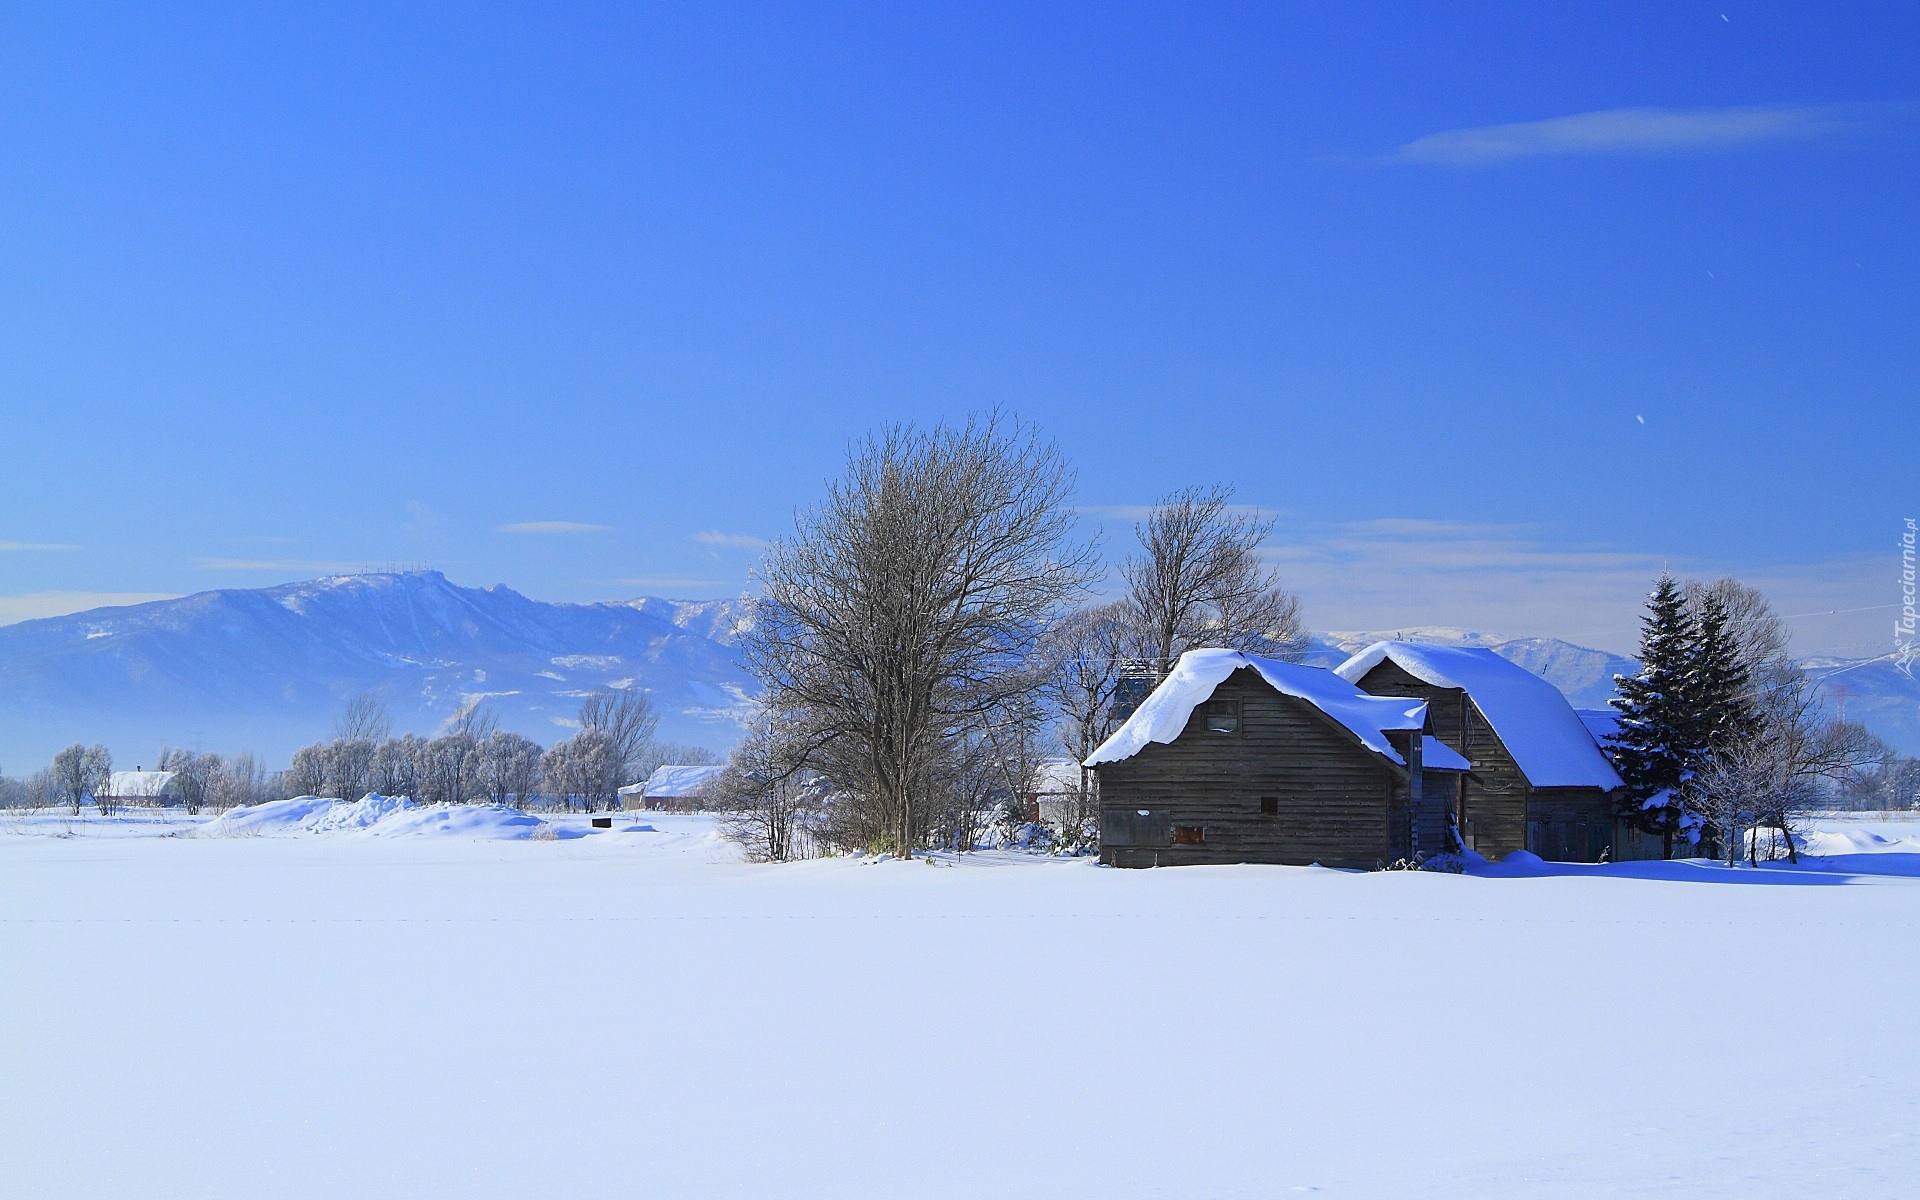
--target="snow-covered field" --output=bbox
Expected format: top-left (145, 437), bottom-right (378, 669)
top-left (5, 806), bottom-right (1918, 1199)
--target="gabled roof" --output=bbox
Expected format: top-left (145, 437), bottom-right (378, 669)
top-left (1086, 648), bottom-right (1428, 768)
top-left (107, 770), bottom-right (177, 797)
top-left (1334, 641), bottom-right (1623, 791)
top-left (643, 764), bottom-right (725, 797)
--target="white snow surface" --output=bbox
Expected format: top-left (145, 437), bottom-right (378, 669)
top-left (1336, 640), bottom-right (1624, 790)
top-left (3, 810), bottom-right (1917, 1199)
top-left (1087, 648), bottom-right (1428, 767)
top-left (197, 793), bottom-right (550, 839)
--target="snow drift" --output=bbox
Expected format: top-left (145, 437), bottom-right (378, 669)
top-left (198, 794), bottom-right (551, 840)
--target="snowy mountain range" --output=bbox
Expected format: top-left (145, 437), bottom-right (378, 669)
top-left (0, 571), bottom-right (1914, 771)
top-left (0, 571), bottom-right (757, 771)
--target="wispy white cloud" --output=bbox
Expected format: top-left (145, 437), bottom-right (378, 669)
top-left (1386, 104), bottom-right (1853, 165)
top-left (0, 591), bottom-right (178, 625)
top-left (1244, 518), bottom-right (1887, 658)
top-left (198, 558), bottom-right (363, 573)
top-left (693, 530), bottom-right (771, 552)
top-left (0, 541), bottom-right (81, 552)
top-left (497, 521), bottom-right (616, 535)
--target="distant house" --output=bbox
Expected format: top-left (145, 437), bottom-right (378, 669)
top-left (1335, 642), bottom-right (1623, 862)
top-left (1087, 649), bottom-right (1468, 869)
top-left (625, 764), bottom-right (726, 812)
top-left (104, 769), bottom-right (181, 807)
top-left (1026, 759), bottom-right (1086, 825)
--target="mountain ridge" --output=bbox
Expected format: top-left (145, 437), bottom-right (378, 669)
top-left (1, 573), bottom-right (1913, 770)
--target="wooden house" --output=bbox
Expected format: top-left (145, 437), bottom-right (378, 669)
top-left (631, 764), bottom-right (725, 812)
top-left (1335, 642), bottom-right (1623, 862)
top-left (103, 768), bottom-right (181, 807)
top-left (1087, 650), bottom-right (1469, 869)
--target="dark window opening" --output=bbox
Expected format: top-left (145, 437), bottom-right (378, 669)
top-left (1172, 825), bottom-right (1206, 845)
top-left (1259, 795), bottom-right (1278, 815)
top-left (1204, 699), bottom-right (1240, 734)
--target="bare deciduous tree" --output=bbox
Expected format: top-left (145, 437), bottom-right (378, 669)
top-left (334, 692), bottom-right (394, 743)
top-left (541, 730), bottom-right (619, 813)
top-left (635, 741), bottom-right (722, 777)
top-left (578, 688), bottom-right (660, 785)
top-left (745, 414), bottom-right (1097, 857)
top-left (372, 735), bottom-right (423, 799)
top-left (446, 698), bottom-right (499, 741)
top-left (1681, 578), bottom-right (1886, 863)
top-left (713, 711), bottom-right (819, 862)
top-left (1122, 484), bottom-right (1304, 671)
top-left (417, 734), bottom-right (480, 805)
top-left (159, 748), bottom-right (225, 815)
top-left (476, 731), bottom-right (544, 808)
top-left (51, 743), bottom-right (112, 816)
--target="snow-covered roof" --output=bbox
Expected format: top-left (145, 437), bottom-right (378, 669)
top-left (106, 770), bottom-right (177, 797)
top-left (1422, 736), bottom-right (1471, 772)
top-left (1335, 642), bottom-right (1623, 791)
top-left (643, 764), bottom-right (725, 798)
top-left (1086, 649), bottom-right (1428, 768)
top-left (1030, 760), bottom-right (1083, 794)
top-left (616, 781), bottom-right (647, 797)
top-left (1576, 708), bottom-right (1622, 745)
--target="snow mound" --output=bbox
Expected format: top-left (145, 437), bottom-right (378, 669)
top-left (360, 803), bottom-right (547, 838)
top-left (302, 793), bottom-right (418, 833)
top-left (198, 795), bottom-right (341, 836)
top-left (199, 794), bottom-right (551, 840)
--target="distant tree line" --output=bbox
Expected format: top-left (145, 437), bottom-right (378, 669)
top-left (283, 687), bottom-right (715, 811)
top-left (0, 686), bottom-right (722, 817)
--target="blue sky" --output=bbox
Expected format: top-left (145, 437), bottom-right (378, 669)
top-left (1, 3), bottom-right (1913, 656)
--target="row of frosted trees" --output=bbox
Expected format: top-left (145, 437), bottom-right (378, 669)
top-left (283, 688), bottom-right (716, 811)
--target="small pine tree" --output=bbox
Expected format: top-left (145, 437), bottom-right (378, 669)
top-left (1609, 573), bottom-right (1700, 858)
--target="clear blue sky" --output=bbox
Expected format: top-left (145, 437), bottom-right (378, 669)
top-left (1, 3), bottom-right (1913, 655)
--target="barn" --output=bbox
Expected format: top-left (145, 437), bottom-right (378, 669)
top-left (1087, 649), bottom-right (1468, 869)
top-left (1334, 641), bottom-right (1623, 862)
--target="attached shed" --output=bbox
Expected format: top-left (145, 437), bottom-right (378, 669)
top-left (103, 769), bottom-right (181, 807)
top-left (1087, 649), bottom-right (1461, 869)
top-left (635, 764), bottom-right (725, 812)
top-left (1335, 642), bottom-right (1623, 862)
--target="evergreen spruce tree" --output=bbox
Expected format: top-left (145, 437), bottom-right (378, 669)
top-left (1689, 589), bottom-right (1755, 754)
top-left (1609, 573), bottom-right (1699, 858)
top-left (1682, 588), bottom-right (1756, 859)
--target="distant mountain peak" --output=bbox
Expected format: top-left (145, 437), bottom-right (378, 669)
top-left (0, 572), bottom-right (757, 770)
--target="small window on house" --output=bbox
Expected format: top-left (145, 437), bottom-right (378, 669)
top-left (1204, 699), bottom-right (1240, 734)
top-left (1172, 825), bottom-right (1205, 845)
top-left (1259, 796), bottom-right (1278, 816)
